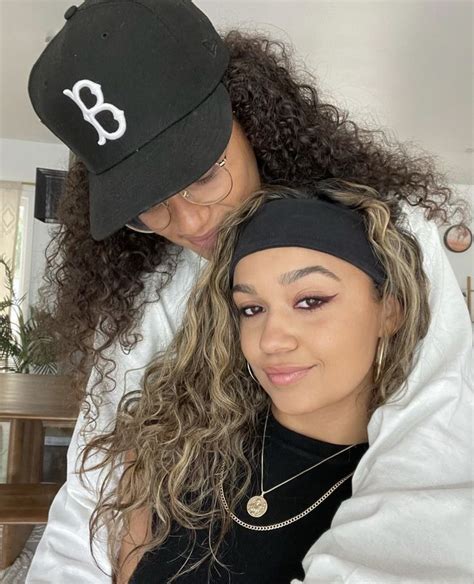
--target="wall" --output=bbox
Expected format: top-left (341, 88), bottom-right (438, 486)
top-left (0, 139), bottom-right (68, 487)
top-left (0, 138), bottom-right (69, 307)
top-left (439, 185), bottom-right (473, 322)
top-left (440, 185), bottom-right (473, 288)
top-left (0, 138), bottom-right (68, 184)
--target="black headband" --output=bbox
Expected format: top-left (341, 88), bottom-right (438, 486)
top-left (230, 198), bottom-right (386, 285)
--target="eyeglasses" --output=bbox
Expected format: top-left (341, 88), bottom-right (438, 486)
top-left (126, 156), bottom-right (233, 233)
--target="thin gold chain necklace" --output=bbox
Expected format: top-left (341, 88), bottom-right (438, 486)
top-left (244, 408), bottom-right (356, 519)
top-left (219, 471), bottom-right (354, 532)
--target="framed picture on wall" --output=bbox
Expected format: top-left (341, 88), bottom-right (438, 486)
top-left (34, 167), bottom-right (67, 224)
top-left (443, 224), bottom-right (473, 254)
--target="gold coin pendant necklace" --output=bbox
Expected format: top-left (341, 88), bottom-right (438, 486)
top-left (246, 408), bottom-right (356, 518)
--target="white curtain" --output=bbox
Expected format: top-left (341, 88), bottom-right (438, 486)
top-left (0, 181), bottom-right (21, 302)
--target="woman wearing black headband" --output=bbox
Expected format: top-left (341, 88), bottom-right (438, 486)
top-left (26, 1), bottom-right (472, 582)
top-left (83, 184), bottom-right (429, 583)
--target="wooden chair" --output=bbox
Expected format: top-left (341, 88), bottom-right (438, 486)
top-left (0, 373), bottom-right (78, 568)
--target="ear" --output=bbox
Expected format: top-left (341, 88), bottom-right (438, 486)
top-left (378, 295), bottom-right (402, 337)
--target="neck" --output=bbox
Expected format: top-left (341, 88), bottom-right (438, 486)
top-left (271, 388), bottom-right (370, 445)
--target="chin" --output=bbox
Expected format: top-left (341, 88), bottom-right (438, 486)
top-left (270, 394), bottom-right (323, 418)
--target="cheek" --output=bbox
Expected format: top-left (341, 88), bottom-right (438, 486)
top-left (315, 308), bottom-right (380, 387)
top-left (229, 158), bottom-right (260, 205)
top-left (239, 324), bottom-right (256, 361)
top-left (239, 164), bottom-right (260, 201)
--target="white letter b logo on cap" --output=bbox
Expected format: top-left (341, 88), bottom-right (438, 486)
top-left (63, 80), bottom-right (127, 146)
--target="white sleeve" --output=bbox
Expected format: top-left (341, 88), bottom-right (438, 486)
top-left (25, 340), bottom-right (163, 583)
top-left (294, 209), bottom-right (473, 583)
top-left (26, 396), bottom-right (119, 583)
top-left (26, 250), bottom-right (203, 583)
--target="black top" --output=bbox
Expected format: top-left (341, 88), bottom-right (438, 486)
top-left (130, 413), bottom-right (368, 584)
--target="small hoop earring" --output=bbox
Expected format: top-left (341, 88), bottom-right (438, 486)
top-left (247, 362), bottom-right (259, 384)
top-left (374, 337), bottom-right (387, 383)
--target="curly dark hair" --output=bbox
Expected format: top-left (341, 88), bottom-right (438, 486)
top-left (39, 30), bottom-right (465, 409)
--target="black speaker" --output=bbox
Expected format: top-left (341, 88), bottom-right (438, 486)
top-left (34, 168), bottom-right (67, 223)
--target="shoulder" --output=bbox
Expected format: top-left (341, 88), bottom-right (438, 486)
top-left (141, 246), bottom-right (204, 302)
top-left (87, 247), bottom-right (206, 410)
top-left (140, 246), bottom-right (205, 327)
top-left (397, 203), bottom-right (445, 277)
top-left (398, 203), bottom-right (439, 243)
top-left (129, 248), bottom-right (203, 358)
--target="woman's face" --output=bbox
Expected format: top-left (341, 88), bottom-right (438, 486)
top-left (232, 247), bottom-right (393, 443)
top-left (138, 120), bottom-right (261, 258)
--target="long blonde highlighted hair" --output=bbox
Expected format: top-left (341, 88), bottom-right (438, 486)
top-left (83, 181), bottom-right (430, 580)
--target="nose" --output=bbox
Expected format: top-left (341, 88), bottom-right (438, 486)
top-left (167, 194), bottom-right (212, 236)
top-left (259, 310), bottom-right (298, 355)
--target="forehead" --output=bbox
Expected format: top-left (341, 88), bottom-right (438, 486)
top-left (233, 247), bottom-right (370, 286)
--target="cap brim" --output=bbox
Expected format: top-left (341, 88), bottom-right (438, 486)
top-left (88, 83), bottom-right (233, 240)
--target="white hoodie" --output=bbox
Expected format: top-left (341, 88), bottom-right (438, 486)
top-left (26, 207), bottom-right (473, 584)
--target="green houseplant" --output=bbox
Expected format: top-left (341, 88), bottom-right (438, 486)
top-left (0, 256), bottom-right (58, 374)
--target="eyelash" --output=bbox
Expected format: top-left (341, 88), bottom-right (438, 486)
top-left (195, 168), bottom-right (217, 185)
top-left (238, 295), bottom-right (335, 318)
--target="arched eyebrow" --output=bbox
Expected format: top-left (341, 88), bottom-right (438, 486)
top-left (232, 265), bottom-right (340, 295)
top-left (279, 265), bottom-right (341, 285)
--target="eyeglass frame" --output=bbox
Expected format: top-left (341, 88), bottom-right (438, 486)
top-left (125, 156), bottom-right (233, 234)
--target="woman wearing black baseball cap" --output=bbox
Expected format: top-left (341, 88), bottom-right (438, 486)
top-left (26, 1), bottom-right (471, 583)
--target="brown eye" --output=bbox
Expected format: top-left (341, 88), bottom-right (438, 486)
top-left (295, 294), bottom-right (337, 310)
top-left (239, 305), bottom-right (263, 318)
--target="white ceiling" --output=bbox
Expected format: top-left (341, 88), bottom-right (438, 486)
top-left (1, 0), bottom-right (472, 184)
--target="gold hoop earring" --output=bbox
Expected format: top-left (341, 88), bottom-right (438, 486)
top-left (374, 337), bottom-right (387, 383)
top-left (247, 362), bottom-right (259, 384)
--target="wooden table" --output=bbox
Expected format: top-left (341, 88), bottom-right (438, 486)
top-left (0, 373), bottom-right (77, 422)
top-left (0, 373), bottom-right (78, 568)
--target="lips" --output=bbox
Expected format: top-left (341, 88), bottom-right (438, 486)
top-left (186, 229), bottom-right (218, 249)
top-left (263, 365), bottom-right (315, 386)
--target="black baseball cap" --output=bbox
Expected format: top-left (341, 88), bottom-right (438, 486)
top-left (28, 0), bottom-right (233, 240)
